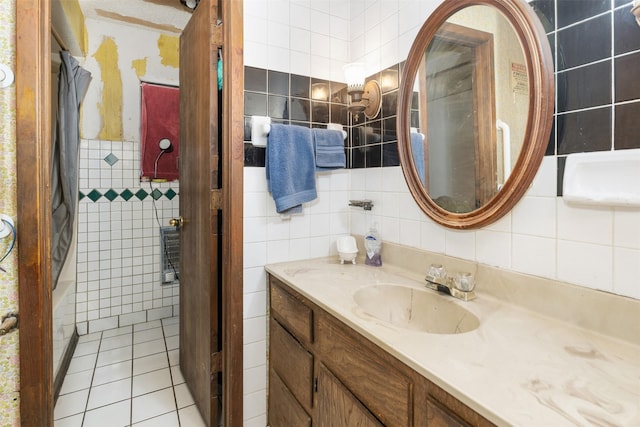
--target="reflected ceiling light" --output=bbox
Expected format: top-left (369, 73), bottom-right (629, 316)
top-left (180, 0), bottom-right (199, 10)
top-left (343, 62), bottom-right (382, 120)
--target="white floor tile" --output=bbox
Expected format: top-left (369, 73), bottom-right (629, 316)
top-left (133, 352), bottom-right (169, 376)
top-left (97, 345), bottom-right (132, 367)
top-left (131, 387), bottom-right (176, 424)
top-left (178, 405), bottom-right (206, 427)
top-left (53, 413), bottom-right (83, 427)
top-left (100, 333), bottom-right (132, 351)
top-left (133, 338), bottom-right (166, 358)
top-left (132, 410), bottom-right (180, 427)
top-left (66, 353), bottom-right (97, 374)
top-left (60, 369), bottom-right (93, 395)
top-left (134, 320), bottom-right (161, 332)
top-left (170, 365), bottom-right (184, 385)
top-left (174, 383), bottom-right (195, 409)
top-left (162, 316), bottom-right (179, 326)
top-left (134, 327), bottom-right (164, 344)
top-left (92, 360), bottom-right (132, 387)
top-left (165, 335), bottom-right (179, 351)
top-left (53, 388), bottom-right (89, 420)
top-left (168, 349), bottom-right (179, 366)
top-left (162, 323), bottom-right (179, 337)
top-left (83, 399), bottom-right (130, 427)
top-left (132, 368), bottom-right (172, 397)
top-left (77, 331), bottom-right (102, 344)
top-left (102, 325), bottom-right (132, 338)
top-left (86, 378), bottom-right (131, 410)
top-left (72, 340), bottom-right (100, 357)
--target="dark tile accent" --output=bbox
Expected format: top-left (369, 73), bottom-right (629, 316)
top-left (557, 107), bottom-right (612, 155)
top-left (557, 14), bottom-right (611, 70)
top-left (268, 95), bottom-right (289, 119)
top-left (165, 189), bottom-right (177, 200)
top-left (290, 121), bottom-right (310, 129)
top-left (104, 189), bottom-right (118, 201)
top-left (557, 156), bottom-right (566, 196)
top-left (244, 143), bottom-right (266, 167)
top-left (331, 83), bottom-right (348, 103)
top-left (310, 79), bottom-right (330, 101)
top-left (380, 65), bottom-right (399, 93)
top-left (352, 146), bottom-right (366, 168)
top-left (615, 0), bottom-right (633, 8)
top-left (365, 121), bottom-right (383, 145)
top-left (244, 92), bottom-right (268, 116)
top-left (557, 0), bottom-right (609, 28)
top-left (614, 6), bottom-right (640, 55)
top-left (290, 97), bottom-right (311, 121)
top-left (545, 118), bottom-right (556, 156)
top-left (135, 189), bottom-right (148, 201)
top-left (87, 189), bottom-right (102, 202)
top-left (383, 117), bottom-right (397, 142)
top-left (382, 91), bottom-right (398, 119)
top-left (79, 191), bottom-right (85, 201)
top-left (244, 116), bottom-right (251, 141)
top-left (330, 104), bottom-right (348, 126)
top-left (410, 110), bottom-right (420, 129)
top-left (530, 0), bottom-right (555, 33)
top-left (268, 70), bottom-right (289, 96)
top-left (615, 102), bottom-right (640, 150)
top-left (351, 125), bottom-right (364, 147)
top-left (558, 60), bottom-right (611, 112)
top-left (151, 189), bottom-right (163, 200)
top-left (365, 145), bottom-right (382, 168)
top-left (120, 189), bottom-right (134, 201)
top-left (245, 67), bottom-right (267, 93)
top-left (311, 101), bottom-right (329, 123)
top-left (615, 52), bottom-right (640, 102)
top-left (290, 74), bottom-right (310, 98)
top-left (382, 142), bottom-right (400, 167)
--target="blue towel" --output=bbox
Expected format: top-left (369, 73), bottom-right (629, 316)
top-left (313, 128), bottom-right (345, 170)
top-left (266, 124), bottom-right (317, 213)
top-left (411, 132), bottom-right (425, 185)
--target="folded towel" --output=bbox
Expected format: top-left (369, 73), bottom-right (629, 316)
top-left (313, 128), bottom-right (345, 170)
top-left (266, 124), bottom-right (317, 213)
top-left (411, 132), bottom-right (426, 185)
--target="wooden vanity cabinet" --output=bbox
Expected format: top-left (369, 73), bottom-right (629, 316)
top-left (268, 275), bottom-right (495, 427)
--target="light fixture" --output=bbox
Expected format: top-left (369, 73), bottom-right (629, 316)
top-left (180, 0), bottom-right (199, 10)
top-left (154, 138), bottom-right (173, 179)
top-left (343, 63), bottom-right (382, 120)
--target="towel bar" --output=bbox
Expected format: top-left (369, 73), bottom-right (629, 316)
top-left (250, 115), bottom-right (347, 147)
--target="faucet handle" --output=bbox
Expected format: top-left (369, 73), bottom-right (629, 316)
top-left (426, 264), bottom-right (447, 282)
top-left (453, 272), bottom-right (475, 292)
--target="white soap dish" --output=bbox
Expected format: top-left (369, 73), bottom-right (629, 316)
top-left (336, 236), bottom-right (358, 265)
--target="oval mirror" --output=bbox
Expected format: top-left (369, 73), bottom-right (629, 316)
top-left (397, 0), bottom-right (554, 229)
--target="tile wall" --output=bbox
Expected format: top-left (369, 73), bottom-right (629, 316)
top-left (75, 139), bottom-right (180, 335)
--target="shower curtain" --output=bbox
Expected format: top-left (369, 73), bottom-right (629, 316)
top-left (51, 51), bottom-right (91, 289)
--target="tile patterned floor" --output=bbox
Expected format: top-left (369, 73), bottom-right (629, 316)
top-left (54, 317), bottom-right (209, 427)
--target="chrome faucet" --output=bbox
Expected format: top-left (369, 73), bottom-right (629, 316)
top-left (349, 199), bottom-right (374, 210)
top-left (424, 264), bottom-right (476, 301)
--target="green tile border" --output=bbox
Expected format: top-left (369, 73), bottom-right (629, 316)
top-left (79, 188), bottom-right (179, 202)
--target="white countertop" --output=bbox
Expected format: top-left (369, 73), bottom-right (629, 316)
top-left (266, 257), bottom-right (640, 427)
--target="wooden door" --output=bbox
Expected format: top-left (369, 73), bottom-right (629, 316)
top-left (179, 1), bottom-right (221, 425)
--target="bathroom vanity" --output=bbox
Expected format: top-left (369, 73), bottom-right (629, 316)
top-left (265, 246), bottom-right (640, 426)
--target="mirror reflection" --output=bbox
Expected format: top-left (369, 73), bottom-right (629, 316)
top-left (410, 5), bottom-right (529, 213)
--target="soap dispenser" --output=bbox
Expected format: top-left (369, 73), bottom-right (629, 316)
top-left (364, 222), bottom-right (382, 266)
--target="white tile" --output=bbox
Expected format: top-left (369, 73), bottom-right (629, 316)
top-left (512, 196), bottom-right (556, 238)
top-left (119, 310), bottom-right (147, 326)
top-left (243, 364), bottom-right (267, 395)
top-left (60, 369), bottom-right (93, 395)
top-left (132, 411), bottom-right (180, 427)
top-left (511, 234), bottom-right (556, 279)
top-left (174, 383), bottom-right (194, 409)
top-left (148, 306), bottom-right (173, 321)
top-left (86, 378), bottom-right (131, 410)
top-left (243, 316), bottom-right (267, 345)
top-left (170, 365), bottom-right (185, 385)
top-left (557, 200), bottom-right (613, 245)
top-left (243, 340), bottom-right (266, 370)
top-left (100, 333), bottom-right (132, 351)
top-left (77, 331), bottom-right (101, 343)
top-left (613, 247), bottom-right (640, 299)
top-left (88, 316), bottom-right (119, 333)
top-left (444, 229), bottom-right (476, 260)
top-left (162, 316), bottom-right (179, 326)
top-left (165, 335), bottom-right (179, 351)
top-left (178, 405), bottom-right (206, 427)
top-left (133, 368), bottom-right (173, 397)
top-left (168, 349), bottom-right (180, 366)
top-left (131, 387), bottom-right (176, 424)
top-left (475, 230), bottom-right (511, 269)
top-left (134, 338), bottom-right (167, 358)
top-left (243, 388), bottom-right (267, 421)
top-left (53, 388), bottom-right (89, 420)
top-left (92, 360), bottom-right (132, 386)
top-left (53, 413), bottom-right (83, 427)
top-left (83, 399), bottom-right (130, 427)
top-left (102, 325), bottom-right (132, 338)
top-left (134, 320), bottom-right (161, 332)
top-left (614, 209), bottom-right (640, 249)
top-left (557, 240), bottom-right (613, 292)
top-left (134, 327), bottom-right (164, 344)
top-left (67, 353), bottom-right (97, 374)
top-left (97, 345), bottom-right (132, 367)
top-left (162, 323), bottom-right (179, 337)
top-left (133, 352), bottom-right (169, 376)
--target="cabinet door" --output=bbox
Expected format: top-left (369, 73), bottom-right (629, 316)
top-left (317, 364), bottom-right (384, 427)
top-left (269, 368), bottom-right (312, 427)
top-left (426, 398), bottom-right (470, 427)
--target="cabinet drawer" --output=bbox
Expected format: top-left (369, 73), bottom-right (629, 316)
top-left (426, 398), bottom-right (470, 427)
top-left (316, 314), bottom-right (412, 427)
top-left (270, 318), bottom-right (314, 412)
top-left (270, 278), bottom-right (313, 344)
top-left (269, 368), bottom-right (311, 427)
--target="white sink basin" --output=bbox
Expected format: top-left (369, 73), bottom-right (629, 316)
top-left (353, 284), bottom-right (480, 334)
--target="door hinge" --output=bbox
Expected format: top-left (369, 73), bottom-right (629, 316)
top-left (211, 351), bottom-right (222, 374)
top-left (211, 189), bottom-right (223, 211)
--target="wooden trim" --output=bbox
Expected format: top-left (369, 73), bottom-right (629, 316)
top-left (54, 329), bottom-right (79, 404)
top-left (220, 0), bottom-right (244, 425)
top-left (16, 0), bottom-right (54, 426)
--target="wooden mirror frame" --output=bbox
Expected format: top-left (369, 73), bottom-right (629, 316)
top-left (397, 0), bottom-right (554, 229)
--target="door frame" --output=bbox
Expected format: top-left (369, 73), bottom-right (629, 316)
top-left (15, 1), bottom-right (244, 425)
